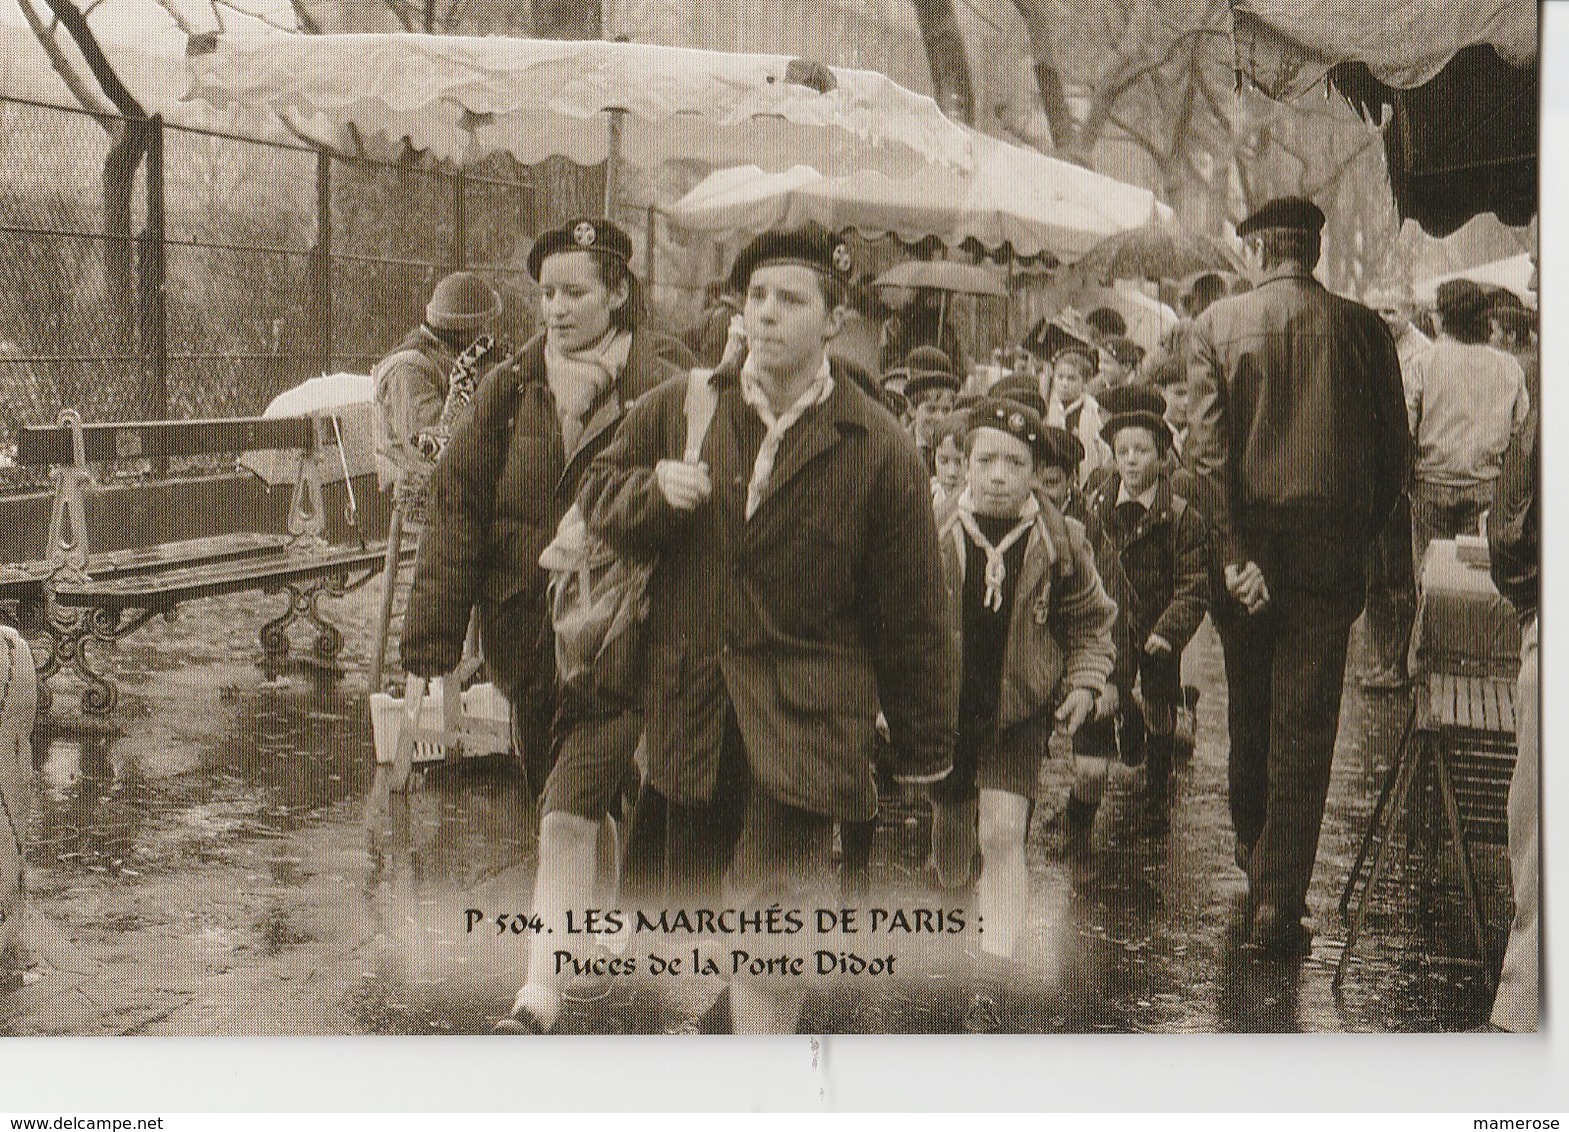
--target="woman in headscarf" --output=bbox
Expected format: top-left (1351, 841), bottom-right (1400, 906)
top-left (399, 217), bottom-right (693, 1033)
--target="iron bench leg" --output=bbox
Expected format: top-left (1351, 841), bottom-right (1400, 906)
top-left (260, 573), bottom-right (349, 667)
top-left (38, 602), bottom-right (119, 717)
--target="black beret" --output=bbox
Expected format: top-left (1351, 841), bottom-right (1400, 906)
top-left (1041, 424), bottom-right (1086, 474)
top-left (901, 346), bottom-right (960, 400)
top-left (1097, 383), bottom-right (1166, 419)
top-left (1237, 195), bottom-right (1325, 239)
top-left (1102, 336), bottom-right (1145, 368)
top-left (967, 396), bottom-right (1051, 463)
top-left (527, 216), bottom-right (634, 280)
top-left (989, 375), bottom-right (1048, 420)
top-left (728, 222), bottom-right (853, 294)
top-left (1101, 410), bottom-right (1172, 451)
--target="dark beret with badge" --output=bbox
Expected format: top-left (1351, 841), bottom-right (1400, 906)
top-left (899, 345), bottom-right (961, 400)
top-left (967, 396), bottom-right (1051, 464)
top-left (1236, 195), bottom-right (1326, 239)
top-left (988, 374), bottom-right (1048, 420)
top-left (1041, 425), bottom-right (1086, 476)
top-left (526, 216), bottom-right (634, 280)
top-left (727, 221), bottom-right (854, 295)
top-left (1098, 383), bottom-right (1171, 450)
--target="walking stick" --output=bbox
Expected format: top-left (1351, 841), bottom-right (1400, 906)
top-left (369, 497), bottom-right (405, 692)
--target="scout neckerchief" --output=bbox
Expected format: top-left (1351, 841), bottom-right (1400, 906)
top-left (738, 354), bottom-right (834, 521)
top-left (956, 487), bottom-right (1039, 612)
top-left (544, 326), bottom-right (632, 451)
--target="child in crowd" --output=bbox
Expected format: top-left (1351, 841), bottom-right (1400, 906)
top-left (899, 345), bottom-right (962, 472)
top-left (1151, 359), bottom-right (1194, 474)
top-left (1083, 386), bottom-right (1210, 833)
top-left (930, 412), bottom-right (969, 505)
top-left (1044, 344), bottom-right (1108, 486)
top-left (928, 399), bottom-right (1117, 1028)
top-left (1093, 337), bottom-right (1145, 397)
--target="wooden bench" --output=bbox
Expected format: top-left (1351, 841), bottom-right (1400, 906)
top-left (8, 411), bottom-right (388, 717)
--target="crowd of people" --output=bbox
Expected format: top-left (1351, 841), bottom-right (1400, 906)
top-left (371, 196), bottom-right (1539, 1036)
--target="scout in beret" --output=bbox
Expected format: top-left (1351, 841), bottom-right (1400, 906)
top-left (527, 216), bottom-right (634, 280)
top-left (728, 220), bottom-right (853, 301)
top-left (897, 345), bottom-right (961, 472)
top-left (1081, 373), bottom-right (1209, 839)
top-left (988, 374), bottom-right (1048, 421)
top-left (928, 410), bottom-right (970, 505)
top-left (927, 396), bottom-right (1117, 1003)
top-left (1095, 335), bottom-right (1146, 395)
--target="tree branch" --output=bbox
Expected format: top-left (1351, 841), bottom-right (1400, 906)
top-left (38, 0), bottom-right (146, 118)
top-left (16, 0), bottom-right (113, 116)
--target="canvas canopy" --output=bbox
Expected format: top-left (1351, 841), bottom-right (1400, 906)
top-left (666, 132), bottom-right (1169, 262)
top-left (184, 32), bottom-right (973, 180)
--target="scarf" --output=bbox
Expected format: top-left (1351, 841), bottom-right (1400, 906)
top-left (737, 354), bottom-right (834, 521)
top-left (544, 328), bottom-right (631, 452)
top-left (956, 488), bottom-right (1038, 612)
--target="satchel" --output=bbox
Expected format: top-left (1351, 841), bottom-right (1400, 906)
top-left (540, 368), bottom-right (718, 700)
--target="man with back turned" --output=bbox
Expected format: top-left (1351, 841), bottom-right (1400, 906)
top-left (1186, 196), bottom-right (1411, 954)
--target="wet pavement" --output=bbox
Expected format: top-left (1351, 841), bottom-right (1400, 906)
top-left (0, 581), bottom-right (1508, 1035)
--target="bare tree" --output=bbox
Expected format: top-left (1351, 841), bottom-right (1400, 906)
top-left (910, 0), bottom-right (975, 123)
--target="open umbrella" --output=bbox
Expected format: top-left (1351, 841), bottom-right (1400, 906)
top-left (875, 261), bottom-right (1006, 343)
top-left (185, 33), bottom-right (974, 183)
top-left (1070, 221), bottom-right (1245, 284)
top-left (239, 372), bottom-right (376, 487)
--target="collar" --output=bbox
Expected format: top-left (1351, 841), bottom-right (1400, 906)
top-left (739, 354), bottom-right (833, 421)
top-left (1116, 479), bottom-right (1159, 510)
top-left (1257, 264), bottom-right (1318, 288)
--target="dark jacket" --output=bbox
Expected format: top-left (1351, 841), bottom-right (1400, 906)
top-left (1488, 407), bottom-right (1537, 623)
top-left (400, 329), bottom-right (692, 696)
top-left (934, 492), bottom-right (1116, 729)
top-left (578, 359), bottom-right (956, 823)
top-left (1084, 472), bottom-right (1210, 652)
top-left (1186, 266), bottom-right (1412, 568)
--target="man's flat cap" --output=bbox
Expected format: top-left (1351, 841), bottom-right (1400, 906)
top-left (1237, 195), bottom-right (1325, 238)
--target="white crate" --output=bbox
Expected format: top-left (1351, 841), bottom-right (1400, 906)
top-left (369, 678), bottom-right (512, 765)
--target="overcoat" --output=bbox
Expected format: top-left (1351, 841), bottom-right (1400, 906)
top-left (1084, 472), bottom-right (1210, 651)
top-left (400, 329), bottom-right (691, 700)
top-left (577, 360), bottom-right (956, 823)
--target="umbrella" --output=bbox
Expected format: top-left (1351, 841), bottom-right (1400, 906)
top-left (667, 132), bottom-right (1171, 262)
top-left (184, 34), bottom-right (974, 183)
top-left (875, 261), bottom-right (1006, 343)
top-left (239, 372), bottom-right (377, 488)
top-left (1070, 221), bottom-right (1245, 284)
top-left (875, 261), bottom-right (1007, 297)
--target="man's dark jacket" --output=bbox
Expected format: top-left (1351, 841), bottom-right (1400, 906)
top-left (1185, 266), bottom-right (1412, 570)
top-left (577, 360), bottom-right (956, 823)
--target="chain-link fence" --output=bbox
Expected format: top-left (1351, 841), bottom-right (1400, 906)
top-left (0, 94), bottom-right (539, 460)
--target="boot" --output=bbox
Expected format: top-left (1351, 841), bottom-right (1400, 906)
top-left (1063, 794), bottom-right (1098, 891)
top-left (1137, 735), bottom-right (1174, 837)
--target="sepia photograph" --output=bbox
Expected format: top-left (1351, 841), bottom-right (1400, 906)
top-left (0, 0), bottom-right (1542, 1054)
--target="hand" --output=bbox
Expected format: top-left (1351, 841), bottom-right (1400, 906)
top-left (719, 314), bottom-right (748, 372)
top-left (655, 459), bottom-right (712, 511)
top-left (1055, 687), bottom-right (1098, 736)
top-left (1144, 633), bottom-right (1173, 657)
top-left (1094, 684), bottom-right (1119, 720)
top-left (1224, 561), bottom-right (1272, 615)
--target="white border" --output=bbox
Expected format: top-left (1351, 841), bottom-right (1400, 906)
top-left (2, 6), bottom-right (1566, 1113)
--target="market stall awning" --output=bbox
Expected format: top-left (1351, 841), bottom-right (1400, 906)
top-left (666, 131), bottom-right (1169, 261)
top-left (1414, 252), bottom-right (1536, 307)
top-left (184, 32), bottom-right (974, 179)
top-left (1229, 1), bottom-right (1537, 238)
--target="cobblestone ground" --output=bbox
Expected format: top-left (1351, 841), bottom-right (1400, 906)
top-left (0, 570), bottom-right (1505, 1035)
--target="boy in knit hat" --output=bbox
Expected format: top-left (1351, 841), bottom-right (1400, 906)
top-left (1084, 385), bottom-right (1210, 833)
top-left (928, 398), bottom-right (1116, 1027)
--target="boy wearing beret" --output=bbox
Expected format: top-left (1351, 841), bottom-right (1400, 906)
top-left (897, 345), bottom-right (962, 473)
top-left (1085, 388), bottom-right (1210, 832)
top-left (928, 399), bottom-right (1117, 1027)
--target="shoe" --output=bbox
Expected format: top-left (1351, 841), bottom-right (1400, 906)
top-left (1247, 904), bottom-right (1312, 957)
top-left (491, 1006), bottom-right (546, 1035)
top-left (962, 989), bottom-right (1006, 1033)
